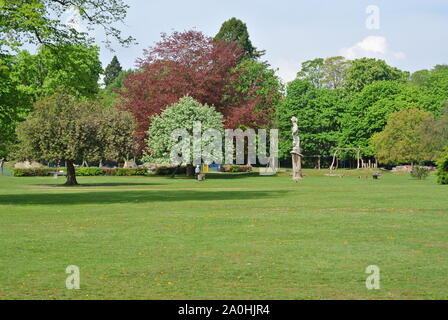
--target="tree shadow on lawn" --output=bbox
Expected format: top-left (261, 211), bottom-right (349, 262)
top-left (204, 172), bottom-right (275, 179)
top-left (33, 182), bottom-right (167, 187)
top-left (0, 189), bottom-right (287, 206)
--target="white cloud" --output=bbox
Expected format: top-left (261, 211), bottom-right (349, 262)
top-left (340, 36), bottom-right (406, 61)
top-left (271, 58), bottom-right (298, 83)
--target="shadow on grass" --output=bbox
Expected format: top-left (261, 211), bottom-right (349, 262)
top-left (204, 172), bottom-right (273, 179)
top-left (0, 189), bottom-right (288, 206)
top-left (33, 182), bottom-right (166, 187)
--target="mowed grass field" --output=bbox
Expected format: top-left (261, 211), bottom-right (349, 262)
top-left (0, 170), bottom-right (447, 300)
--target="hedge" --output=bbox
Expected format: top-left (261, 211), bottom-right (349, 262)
top-left (13, 167), bottom-right (148, 177)
top-left (13, 168), bottom-right (59, 177)
top-left (222, 165), bottom-right (252, 173)
top-left (154, 166), bottom-right (187, 176)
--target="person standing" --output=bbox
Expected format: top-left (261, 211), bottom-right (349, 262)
top-left (195, 165), bottom-right (201, 180)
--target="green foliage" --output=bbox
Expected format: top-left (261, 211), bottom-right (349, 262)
top-left (410, 166), bottom-right (430, 180)
top-left (215, 17), bottom-right (263, 59)
top-left (0, 0), bottom-right (135, 52)
top-left (13, 167), bottom-right (148, 177)
top-left (15, 91), bottom-right (136, 163)
top-left (344, 58), bottom-right (407, 93)
top-left (13, 167), bottom-right (58, 176)
top-left (436, 148), bottom-right (448, 185)
top-left (297, 56), bottom-right (351, 89)
top-left (372, 108), bottom-right (433, 164)
top-left (76, 167), bottom-right (103, 176)
top-left (154, 166), bottom-right (187, 176)
top-left (233, 59), bottom-right (283, 125)
top-left (277, 79), bottom-right (341, 159)
top-left (144, 96), bottom-right (224, 164)
top-left (104, 56), bottom-right (122, 87)
top-left (11, 44), bottom-right (102, 99)
top-left (338, 81), bottom-right (438, 156)
top-left (222, 165), bottom-right (252, 173)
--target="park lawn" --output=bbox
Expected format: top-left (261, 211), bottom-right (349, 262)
top-left (0, 170), bottom-right (447, 300)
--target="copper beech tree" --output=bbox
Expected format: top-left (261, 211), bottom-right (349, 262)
top-left (119, 30), bottom-right (274, 152)
top-left (15, 91), bottom-right (137, 185)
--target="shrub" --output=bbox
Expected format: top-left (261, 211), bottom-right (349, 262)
top-left (222, 165), bottom-right (252, 173)
top-left (13, 167), bottom-right (148, 177)
top-left (410, 166), bottom-right (430, 180)
top-left (436, 149), bottom-right (448, 185)
top-left (154, 166), bottom-right (186, 176)
top-left (13, 168), bottom-right (58, 177)
top-left (76, 167), bottom-right (103, 176)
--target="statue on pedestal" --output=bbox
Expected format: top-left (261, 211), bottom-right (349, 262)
top-left (291, 116), bottom-right (303, 181)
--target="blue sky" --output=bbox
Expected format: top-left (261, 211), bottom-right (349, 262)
top-left (85, 0), bottom-right (448, 82)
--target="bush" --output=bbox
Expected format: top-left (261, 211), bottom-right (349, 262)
top-left (222, 165), bottom-right (252, 173)
top-left (154, 166), bottom-right (187, 176)
top-left (13, 168), bottom-right (58, 177)
top-left (76, 167), bottom-right (103, 176)
top-left (410, 166), bottom-right (430, 180)
top-left (13, 167), bottom-right (148, 177)
top-left (436, 150), bottom-right (448, 185)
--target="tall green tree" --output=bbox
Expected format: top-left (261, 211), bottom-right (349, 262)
top-left (338, 80), bottom-right (434, 157)
top-left (104, 55), bottom-right (122, 87)
top-left (372, 108), bottom-right (433, 164)
top-left (344, 58), bottom-right (407, 93)
top-left (233, 59), bottom-right (283, 128)
top-left (277, 79), bottom-right (341, 160)
top-left (15, 91), bottom-right (137, 185)
top-left (11, 44), bottom-right (102, 99)
top-left (215, 17), bottom-right (263, 59)
top-left (297, 56), bottom-right (350, 89)
top-left (0, 0), bottom-right (134, 52)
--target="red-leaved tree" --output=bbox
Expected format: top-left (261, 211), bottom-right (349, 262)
top-left (119, 30), bottom-right (272, 152)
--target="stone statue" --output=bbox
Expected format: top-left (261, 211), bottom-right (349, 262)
top-left (291, 116), bottom-right (301, 154)
top-left (290, 116), bottom-right (303, 180)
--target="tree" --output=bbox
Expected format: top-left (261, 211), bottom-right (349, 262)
top-left (344, 58), bottom-right (407, 93)
top-left (0, 0), bottom-right (134, 52)
top-left (215, 17), bottom-right (263, 59)
top-left (419, 105), bottom-right (448, 158)
top-left (0, 54), bottom-right (34, 158)
top-left (436, 147), bottom-right (448, 185)
top-left (277, 79), bottom-right (341, 160)
top-left (104, 56), bottom-right (122, 87)
top-left (120, 30), bottom-right (265, 151)
top-left (230, 59), bottom-right (283, 129)
top-left (338, 81), bottom-right (433, 157)
top-left (297, 56), bottom-right (350, 89)
top-left (15, 91), bottom-right (136, 185)
top-left (144, 96), bottom-right (223, 166)
top-left (321, 56), bottom-right (351, 89)
top-left (297, 58), bottom-right (325, 88)
top-left (372, 108), bottom-right (433, 164)
top-left (11, 44), bottom-right (103, 99)
top-left (0, 44), bottom-right (102, 158)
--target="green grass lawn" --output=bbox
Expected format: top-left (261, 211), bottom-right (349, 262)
top-left (0, 170), bottom-right (447, 300)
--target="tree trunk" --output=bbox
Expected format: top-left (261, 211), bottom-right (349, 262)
top-left (65, 161), bottom-right (79, 186)
top-left (186, 164), bottom-right (194, 177)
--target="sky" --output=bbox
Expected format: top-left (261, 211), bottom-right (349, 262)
top-left (73, 0), bottom-right (448, 83)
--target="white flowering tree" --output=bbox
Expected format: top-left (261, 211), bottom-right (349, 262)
top-left (144, 96), bottom-right (224, 175)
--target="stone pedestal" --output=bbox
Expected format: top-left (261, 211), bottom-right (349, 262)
top-left (291, 151), bottom-right (303, 181)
